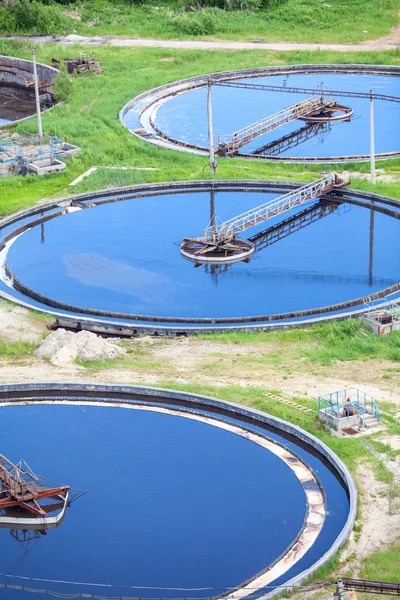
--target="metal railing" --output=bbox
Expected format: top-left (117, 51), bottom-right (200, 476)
top-left (318, 387), bottom-right (381, 427)
top-left (203, 173), bottom-right (343, 243)
top-left (217, 96), bottom-right (328, 155)
top-left (214, 80), bottom-right (400, 103)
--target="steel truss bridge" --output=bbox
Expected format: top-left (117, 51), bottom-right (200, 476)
top-left (203, 172), bottom-right (349, 244)
top-left (216, 95), bottom-right (337, 156)
top-left (181, 173), bottom-right (351, 263)
top-left (248, 198), bottom-right (339, 252)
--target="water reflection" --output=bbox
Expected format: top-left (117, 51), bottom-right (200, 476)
top-left (252, 122), bottom-right (332, 157)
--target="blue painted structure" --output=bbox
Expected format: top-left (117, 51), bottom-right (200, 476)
top-left (318, 388), bottom-right (381, 429)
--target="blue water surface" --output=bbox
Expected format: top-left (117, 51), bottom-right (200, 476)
top-left (0, 403), bottom-right (314, 599)
top-left (150, 73), bottom-right (400, 157)
top-left (6, 191), bottom-right (400, 318)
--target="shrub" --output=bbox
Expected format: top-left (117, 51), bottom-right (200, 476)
top-left (223, 0), bottom-right (262, 11)
top-left (174, 10), bottom-right (216, 35)
top-left (0, 6), bottom-right (17, 32)
top-left (53, 62), bottom-right (73, 102)
top-left (182, 0), bottom-right (284, 9)
top-left (0, 0), bottom-right (71, 34)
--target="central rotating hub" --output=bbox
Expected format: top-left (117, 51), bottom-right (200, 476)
top-left (180, 236), bottom-right (255, 265)
top-left (180, 173), bottom-right (351, 265)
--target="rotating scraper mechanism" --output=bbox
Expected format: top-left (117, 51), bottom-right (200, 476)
top-left (180, 83), bottom-right (353, 265)
top-left (215, 91), bottom-right (353, 158)
top-left (180, 173), bottom-right (351, 265)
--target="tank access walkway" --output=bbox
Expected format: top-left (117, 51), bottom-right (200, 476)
top-left (180, 172), bottom-right (350, 264)
top-left (216, 95), bottom-right (347, 156)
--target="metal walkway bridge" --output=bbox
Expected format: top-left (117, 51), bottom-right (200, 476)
top-left (216, 95), bottom-right (337, 156)
top-left (248, 198), bottom-right (339, 251)
top-left (0, 453), bottom-right (70, 517)
top-left (181, 172), bottom-right (350, 263)
top-left (204, 172), bottom-right (349, 244)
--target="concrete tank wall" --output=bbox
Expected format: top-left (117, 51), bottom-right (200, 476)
top-left (0, 54), bottom-right (58, 89)
top-left (0, 382), bottom-right (357, 600)
top-left (0, 55), bottom-right (59, 126)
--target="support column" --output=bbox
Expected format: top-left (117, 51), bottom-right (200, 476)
top-left (334, 580), bottom-right (345, 600)
top-left (207, 78), bottom-right (217, 176)
top-left (32, 49), bottom-right (43, 144)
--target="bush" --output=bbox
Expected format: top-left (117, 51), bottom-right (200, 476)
top-left (0, 6), bottom-right (17, 32)
top-left (182, 0), bottom-right (284, 10)
top-left (0, 0), bottom-right (71, 34)
top-left (53, 62), bottom-right (73, 102)
top-left (174, 9), bottom-right (216, 35)
top-left (223, 0), bottom-right (262, 10)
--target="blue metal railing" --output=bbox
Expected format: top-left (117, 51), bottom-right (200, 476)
top-left (318, 388), bottom-right (380, 427)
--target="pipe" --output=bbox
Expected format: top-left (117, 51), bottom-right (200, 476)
top-left (207, 78), bottom-right (217, 175)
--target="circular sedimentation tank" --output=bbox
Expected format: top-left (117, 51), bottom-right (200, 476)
top-left (0, 383), bottom-right (356, 600)
top-left (0, 55), bottom-right (57, 127)
top-left (120, 64), bottom-right (400, 163)
top-left (1, 180), bottom-right (399, 334)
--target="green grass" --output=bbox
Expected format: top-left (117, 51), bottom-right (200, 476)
top-left (0, 41), bottom-right (399, 217)
top-left (304, 555), bottom-right (340, 584)
top-left (0, 339), bottom-right (36, 356)
top-left (76, 356), bottom-right (163, 369)
top-left (360, 545), bottom-right (400, 581)
top-left (198, 320), bottom-right (400, 365)
top-left (4, 0), bottom-right (400, 44)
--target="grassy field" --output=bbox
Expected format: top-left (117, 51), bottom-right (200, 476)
top-left (70, 0), bottom-right (400, 43)
top-left (198, 321), bottom-right (400, 365)
top-left (361, 545), bottom-right (400, 582)
top-left (2, 0), bottom-right (400, 43)
top-left (0, 40), bottom-right (400, 217)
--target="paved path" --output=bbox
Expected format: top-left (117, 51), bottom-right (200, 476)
top-left (3, 30), bottom-right (399, 52)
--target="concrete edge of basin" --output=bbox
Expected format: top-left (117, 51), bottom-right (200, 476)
top-left (0, 381), bottom-right (357, 598)
top-left (119, 63), bottom-right (400, 164)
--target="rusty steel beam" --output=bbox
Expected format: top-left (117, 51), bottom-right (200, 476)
top-left (342, 579), bottom-right (400, 596)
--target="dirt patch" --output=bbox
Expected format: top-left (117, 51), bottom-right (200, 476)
top-left (342, 457), bottom-right (400, 571)
top-left (352, 170), bottom-right (400, 183)
top-left (1, 300), bottom-right (400, 407)
top-left (3, 24), bottom-right (399, 51)
top-left (0, 302), bottom-right (46, 344)
top-left (62, 10), bottom-right (82, 22)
